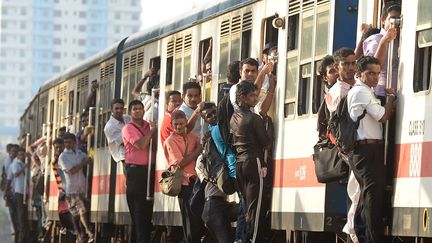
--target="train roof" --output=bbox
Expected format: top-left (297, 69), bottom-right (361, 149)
top-left (122, 0), bottom-right (256, 52)
top-left (39, 38), bottom-right (127, 93)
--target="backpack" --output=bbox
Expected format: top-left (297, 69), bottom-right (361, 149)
top-left (217, 94), bottom-right (234, 145)
top-left (327, 95), bottom-right (366, 155)
top-left (202, 132), bottom-right (236, 195)
top-left (316, 98), bottom-right (330, 139)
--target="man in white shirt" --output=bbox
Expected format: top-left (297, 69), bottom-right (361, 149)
top-left (104, 98), bottom-right (131, 174)
top-left (179, 81), bottom-right (207, 138)
top-left (6, 147), bottom-right (29, 243)
top-left (347, 56), bottom-right (396, 243)
top-left (229, 58), bottom-right (274, 115)
top-left (2, 144), bottom-right (19, 235)
top-left (325, 48), bottom-right (357, 113)
top-left (58, 133), bottom-right (94, 242)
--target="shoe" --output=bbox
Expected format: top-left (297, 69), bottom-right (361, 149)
top-left (59, 227), bottom-right (67, 235)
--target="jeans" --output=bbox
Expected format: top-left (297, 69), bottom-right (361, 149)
top-left (178, 184), bottom-right (205, 243)
top-left (126, 164), bottom-right (154, 243)
top-left (202, 197), bottom-right (239, 243)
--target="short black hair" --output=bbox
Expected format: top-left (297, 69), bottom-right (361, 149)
top-left (53, 138), bottom-right (64, 145)
top-left (81, 111), bottom-right (89, 117)
top-left (63, 133), bottom-right (76, 141)
top-left (240, 58), bottom-right (259, 71)
top-left (171, 110), bottom-right (187, 123)
top-left (357, 56), bottom-right (381, 72)
top-left (6, 143), bottom-right (13, 151)
top-left (235, 81), bottom-right (257, 105)
top-left (17, 147), bottom-right (26, 153)
top-left (128, 100), bottom-right (144, 112)
top-left (200, 102), bottom-right (216, 116)
top-left (110, 98), bottom-right (125, 109)
top-left (182, 81), bottom-right (201, 95)
top-left (166, 90), bottom-right (181, 103)
top-left (146, 75), bottom-right (160, 94)
top-left (382, 1), bottom-right (401, 19)
top-left (59, 126), bottom-right (67, 132)
top-left (333, 48), bottom-right (355, 63)
top-left (227, 60), bottom-right (240, 84)
top-left (318, 55), bottom-right (335, 78)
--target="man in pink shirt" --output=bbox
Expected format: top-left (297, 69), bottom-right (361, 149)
top-left (163, 110), bottom-right (204, 243)
top-left (122, 100), bottom-right (156, 243)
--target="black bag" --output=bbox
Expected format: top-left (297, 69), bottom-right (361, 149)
top-left (217, 94), bottom-right (234, 144)
top-left (32, 170), bottom-right (45, 195)
top-left (189, 179), bottom-right (207, 217)
top-left (312, 140), bottom-right (349, 183)
top-left (327, 96), bottom-right (366, 155)
top-left (202, 134), bottom-right (236, 195)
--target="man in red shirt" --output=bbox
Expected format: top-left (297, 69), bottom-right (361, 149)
top-left (163, 110), bottom-right (204, 243)
top-left (160, 90), bottom-right (182, 145)
top-left (121, 100), bottom-right (156, 243)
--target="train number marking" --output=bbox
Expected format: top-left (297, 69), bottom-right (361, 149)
top-left (294, 165), bottom-right (306, 180)
top-left (408, 120), bottom-right (425, 136)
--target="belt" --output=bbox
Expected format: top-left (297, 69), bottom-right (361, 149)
top-left (205, 196), bottom-right (225, 201)
top-left (357, 139), bottom-right (384, 145)
top-left (125, 163), bottom-right (147, 168)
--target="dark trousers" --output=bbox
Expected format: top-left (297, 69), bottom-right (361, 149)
top-left (235, 187), bottom-right (247, 242)
top-left (236, 158), bottom-right (266, 242)
top-left (178, 184), bottom-right (205, 243)
top-left (14, 193), bottom-right (29, 243)
top-left (350, 144), bottom-right (385, 243)
top-left (5, 190), bottom-right (18, 234)
top-left (125, 164), bottom-right (154, 243)
top-left (202, 197), bottom-right (238, 243)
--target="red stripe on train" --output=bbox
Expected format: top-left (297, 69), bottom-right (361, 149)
top-left (91, 175), bottom-right (111, 195)
top-left (394, 142), bottom-right (432, 178)
top-left (273, 157), bottom-right (323, 188)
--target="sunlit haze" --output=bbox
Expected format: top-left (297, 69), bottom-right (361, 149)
top-left (140, 0), bottom-right (216, 30)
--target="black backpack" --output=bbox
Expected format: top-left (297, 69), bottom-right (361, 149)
top-left (327, 95), bottom-right (366, 155)
top-left (202, 132), bottom-right (236, 195)
top-left (217, 94), bottom-right (234, 145)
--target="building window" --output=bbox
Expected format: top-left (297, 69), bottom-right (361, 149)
top-left (54, 24), bottom-right (61, 30)
top-left (54, 10), bottom-right (62, 17)
top-left (78, 53), bottom-right (86, 59)
top-left (79, 11), bottom-right (86, 18)
top-left (78, 25), bottom-right (86, 32)
top-left (54, 38), bottom-right (62, 44)
top-left (114, 12), bottom-right (121, 19)
top-left (1, 21), bottom-right (7, 28)
top-left (78, 39), bottom-right (86, 45)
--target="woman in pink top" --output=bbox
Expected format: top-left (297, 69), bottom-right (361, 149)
top-left (163, 110), bottom-right (204, 243)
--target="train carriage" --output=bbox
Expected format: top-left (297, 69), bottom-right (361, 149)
top-left (18, 0), bottom-right (432, 242)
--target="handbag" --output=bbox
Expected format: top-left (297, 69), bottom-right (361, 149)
top-left (189, 179), bottom-right (207, 217)
top-left (159, 165), bottom-right (183, 197)
top-left (312, 139), bottom-right (349, 183)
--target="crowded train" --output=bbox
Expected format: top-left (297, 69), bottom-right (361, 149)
top-left (2, 0), bottom-right (431, 242)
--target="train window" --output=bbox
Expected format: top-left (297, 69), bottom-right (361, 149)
top-left (183, 54), bottom-right (191, 84)
top-left (312, 60), bottom-right (325, 113)
top-left (241, 30), bottom-right (251, 60)
top-left (230, 32), bottom-right (241, 62)
top-left (297, 63), bottom-right (311, 116)
top-left (166, 56), bottom-right (173, 86)
top-left (417, 0), bottom-right (432, 28)
top-left (219, 36), bottom-right (229, 81)
top-left (413, 0), bottom-right (432, 93)
top-left (68, 91), bottom-right (74, 116)
top-left (413, 30), bottom-right (432, 92)
top-left (122, 56), bottom-right (130, 102)
top-left (285, 54), bottom-right (298, 117)
top-left (49, 99), bottom-right (54, 122)
top-left (315, 9), bottom-right (329, 57)
top-left (264, 16), bottom-right (278, 45)
top-left (174, 56), bottom-right (182, 91)
top-left (150, 56), bottom-right (161, 70)
top-left (199, 38), bottom-right (212, 75)
top-left (287, 15), bottom-right (299, 51)
top-left (300, 13), bottom-right (313, 61)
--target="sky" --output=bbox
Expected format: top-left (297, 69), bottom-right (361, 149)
top-left (140, 0), bottom-right (216, 30)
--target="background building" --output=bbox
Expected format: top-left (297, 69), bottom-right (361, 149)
top-left (0, 0), bottom-right (142, 151)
